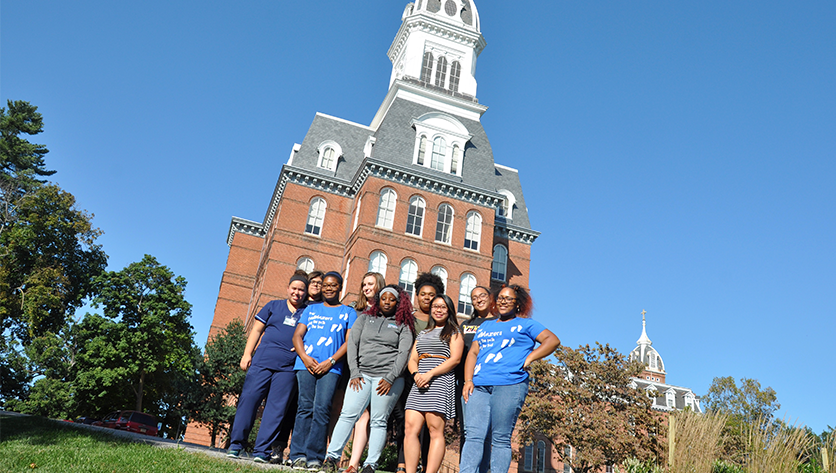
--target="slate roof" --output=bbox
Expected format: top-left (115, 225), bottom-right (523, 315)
top-left (631, 378), bottom-right (703, 413)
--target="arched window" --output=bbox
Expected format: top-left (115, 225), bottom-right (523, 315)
top-left (431, 137), bottom-right (446, 171)
top-left (416, 135), bottom-right (428, 165)
top-left (435, 204), bottom-right (454, 244)
top-left (458, 273), bottom-right (476, 315)
top-left (399, 259), bottom-right (418, 300)
top-left (523, 444), bottom-right (534, 472)
top-left (369, 251), bottom-right (388, 279)
top-left (450, 145), bottom-right (461, 175)
top-left (406, 196), bottom-right (426, 237)
top-left (305, 197), bottom-right (326, 236)
top-left (296, 257), bottom-right (315, 273)
top-left (491, 245), bottom-right (508, 281)
top-left (537, 441), bottom-right (547, 473)
top-left (449, 61), bottom-right (461, 93)
top-left (421, 52), bottom-right (434, 82)
top-left (319, 146), bottom-right (337, 170)
top-left (435, 56), bottom-right (448, 87)
top-left (376, 188), bottom-right (397, 229)
top-left (464, 211), bottom-right (481, 251)
top-left (431, 266), bottom-right (448, 292)
top-left (563, 445), bottom-right (572, 473)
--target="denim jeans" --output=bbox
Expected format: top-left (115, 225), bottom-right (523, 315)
top-left (289, 370), bottom-right (340, 464)
top-left (462, 394), bottom-right (492, 473)
top-left (326, 374), bottom-right (404, 467)
top-left (459, 380), bottom-right (530, 473)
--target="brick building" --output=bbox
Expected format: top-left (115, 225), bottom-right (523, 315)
top-left (185, 0), bottom-right (539, 446)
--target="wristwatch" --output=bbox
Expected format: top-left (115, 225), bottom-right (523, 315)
top-left (328, 357), bottom-right (336, 365)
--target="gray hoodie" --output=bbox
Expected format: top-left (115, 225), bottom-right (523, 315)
top-left (347, 312), bottom-right (414, 384)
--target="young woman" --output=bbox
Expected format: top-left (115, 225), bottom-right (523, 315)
top-left (227, 271), bottom-right (308, 463)
top-left (288, 272), bottom-right (357, 470)
top-left (307, 270), bottom-right (324, 303)
top-left (404, 294), bottom-right (463, 473)
top-left (344, 272), bottom-right (386, 473)
top-left (321, 285), bottom-right (415, 473)
top-left (459, 285), bottom-right (560, 473)
top-left (456, 286), bottom-right (495, 473)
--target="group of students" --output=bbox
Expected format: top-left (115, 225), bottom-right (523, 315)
top-left (225, 268), bottom-right (560, 473)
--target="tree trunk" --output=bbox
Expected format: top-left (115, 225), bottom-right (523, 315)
top-left (135, 370), bottom-right (145, 411)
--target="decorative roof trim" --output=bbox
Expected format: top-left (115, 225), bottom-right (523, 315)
top-left (494, 163), bottom-right (519, 173)
top-left (226, 217), bottom-right (265, 246)
top-left (494, 221), bottom-right (541, 245)
top-left (387, 14), bottom-right (486, 65)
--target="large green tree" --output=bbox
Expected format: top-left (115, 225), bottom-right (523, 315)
top-left (0, 100), bottom-right (106, 344)
top-left (189, 318), bottom-right (248, 447)
top-left (73, 255), bottom-right (198, 420)
top-left (519, 343), bottom-right (664, 473)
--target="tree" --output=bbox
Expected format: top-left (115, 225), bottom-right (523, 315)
top-left (73, 255), bottom-right (198, 422)
top-left (0, 336), bottom-right (31, 404)
top-left (703, 376), bottom-right (781, 462)
top-left (189, 319), bottom-right (248, 447)
top-left (518, 343), bottom-right (664, 473)
top-left (0, 100), bottom-right (53, 236)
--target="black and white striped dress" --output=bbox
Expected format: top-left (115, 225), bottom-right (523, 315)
top-left (405, 327), bottom-right (456, 419)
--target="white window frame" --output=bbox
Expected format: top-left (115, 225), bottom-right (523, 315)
top-left (316, 140), bottom-right (342, 171)
top-left (497, 189), bottom-right (516, 219)
top-left (435, 204), bottom-right (454, 244)
top-left (431, 266), bottom-right (448, 292)
top-left (399, 259), bottom-right (418, 301)
top-left (296, 257), bottom-right (315, 273)
top-left (410, 112), bottom-right (471, 176)
top-left (405, 196), bottom-right (426, 237)
top-left (492, 244), bottom-right (508, 282)
top-left (376, 188), bottom-right (397, 229)
top-left (665, 389), bottom-right (676, 409)
top-left (305, 197), bottom-right (327, 236)
top-left (369, 251), bottom-right (388, 279)
top-left (464, 211), bottom-right (482, 251)
top-left (458, 273), bottom-right (476, 316)
top-left (449, 60), bottom-right (461, 92)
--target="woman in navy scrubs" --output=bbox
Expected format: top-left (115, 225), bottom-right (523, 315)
top-left (227, 271), bottom-right (308, 463)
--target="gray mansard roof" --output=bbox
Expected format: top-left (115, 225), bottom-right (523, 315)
top-left (289, 97), bottom-right (533, 230)
top-left (631, 378), bottom-right (703, 413)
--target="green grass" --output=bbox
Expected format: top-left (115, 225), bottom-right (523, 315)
top-left (0, 415), bottom-right (266, 472)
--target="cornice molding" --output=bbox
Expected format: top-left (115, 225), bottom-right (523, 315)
top-left (388, 14), bottom-right (486, 64)
top-left (494, 222), bottom-right (541, 245)
top-left (227, 217), bottom-right (265, 246)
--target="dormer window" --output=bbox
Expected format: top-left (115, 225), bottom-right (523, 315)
top-left (665, 389), bottom-right (676, 409)
top-left (411, 112), bottom-right (472, 176)
top-left (316, 140), bottom-right (343, 171)
top-left (497, 189), bottom-right (516, 219)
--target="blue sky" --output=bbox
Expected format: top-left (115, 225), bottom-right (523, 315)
top-left (2, 1), bottom-right (833, 432)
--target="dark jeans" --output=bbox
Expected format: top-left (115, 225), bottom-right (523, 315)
top-left (289, 370), bottom-right (341, 464)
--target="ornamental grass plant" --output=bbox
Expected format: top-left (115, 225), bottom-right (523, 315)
top-left (669, 411), bottom-right (727, 473)
top-left (743, 418), bottom-right (813, 473)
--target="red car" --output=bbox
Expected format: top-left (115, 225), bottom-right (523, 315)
top-left (96, 410), bottom-right (159, 436)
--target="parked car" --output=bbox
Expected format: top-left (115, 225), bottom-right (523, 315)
top-left (74, 416), bottom-right (100, 425)
top-left (95, 410), bottom-right (158, 436)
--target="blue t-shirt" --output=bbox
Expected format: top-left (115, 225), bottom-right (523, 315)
top-left (293, 303), bottom-right (357, 376)
top-left (472, 317), bottom-right (547, 386)
top-left (251, 299), bottom-right (305, 371)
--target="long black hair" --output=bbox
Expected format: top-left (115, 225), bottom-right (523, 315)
top-left (427, 294), bottom-right (460, 344)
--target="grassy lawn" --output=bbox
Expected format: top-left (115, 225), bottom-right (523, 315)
top-left (0, 414), bottom-right (266, 472)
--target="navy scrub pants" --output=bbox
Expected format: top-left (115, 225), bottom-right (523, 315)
top-left (229, 365), bottom-right (298, 458)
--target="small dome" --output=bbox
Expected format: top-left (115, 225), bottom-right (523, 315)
top-left (629, 310), bottom-right (666, 373)
top-left (411, 0), bottom-right (480, 32)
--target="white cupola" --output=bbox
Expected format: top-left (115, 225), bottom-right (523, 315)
top-left (387, 1), bottom-right (486, 99)
top-left (629, 310), bottom-right (666, 377)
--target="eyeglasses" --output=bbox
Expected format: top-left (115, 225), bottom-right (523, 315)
top-left (471, 293), bottom-right (490, 301)
top-left (496, 296), bottom-right (517, 304)
top-left (431, 304), bottom-right (448, 310)
top-left (309, 280), bottom-right (322, 286)
top-left (322, 283), bottom-right (340, 289)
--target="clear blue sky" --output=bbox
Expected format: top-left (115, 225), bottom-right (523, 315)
top-left (3, 1), bottom-right (834, 432)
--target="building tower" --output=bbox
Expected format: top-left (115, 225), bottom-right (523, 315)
top-left (629, 310), bottom-right (667, 384)
top-left (186, 1), bottom-right (540, 446)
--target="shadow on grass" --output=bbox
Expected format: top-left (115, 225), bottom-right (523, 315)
top-left (0, 415), bottom-right (130, 447)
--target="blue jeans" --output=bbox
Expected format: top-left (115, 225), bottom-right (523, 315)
top-left (459, 380), bottom-right (530, 473)
top-left (462, 394), bottom-right (492, 473)
top-left (289, 370), bottom-right (340, 463)
top-left (326, 374), bottom-right (404, 467)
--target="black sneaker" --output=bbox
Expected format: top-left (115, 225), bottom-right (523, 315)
top-left (226, 449), bottom-right (241, 459)
top-left (319, 457), bottom-right (339, 473)
top-left (360, 464), bottom-right (376, 473)
top-left (253, 455), bottom-right (271, 464)
top-left (306, 461), bottom-right (322, 471)
top-left (292, 458), bottom-right (308, 469)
